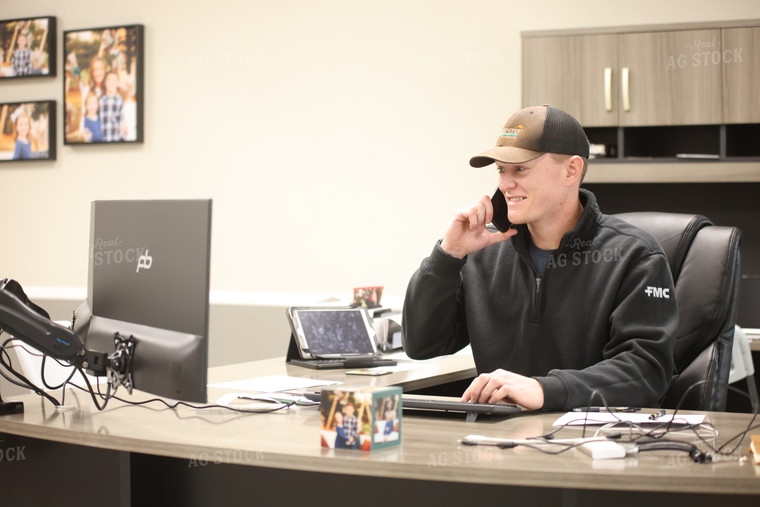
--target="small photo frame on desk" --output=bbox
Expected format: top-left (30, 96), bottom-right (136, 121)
top-left (319, 386), bottom-right (402, 451)
top-left (63, 24), bottom-right (144, 144)
top-left (0, 100), bottom-right (56, 162)
top-left (0, 16), bottom-right (56, 79)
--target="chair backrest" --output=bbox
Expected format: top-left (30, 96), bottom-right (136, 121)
top-left (614, 212), bottom-right (742, 411)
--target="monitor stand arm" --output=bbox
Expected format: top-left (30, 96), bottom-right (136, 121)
top-left (0, 279), bottom-right (135, 413)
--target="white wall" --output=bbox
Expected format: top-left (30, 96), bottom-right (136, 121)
top-left (2, 0), bottom-right (759, 303)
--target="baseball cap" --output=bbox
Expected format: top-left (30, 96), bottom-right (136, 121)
top-left (469, 105), bottom-right (590, 167)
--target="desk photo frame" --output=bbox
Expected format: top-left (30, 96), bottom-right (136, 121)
top-left (0, 100), bottom-right (56, 162)
top-left (63, 24), bottom-right (144, 145)
top-left (0, 16), bottom-right (56, 79)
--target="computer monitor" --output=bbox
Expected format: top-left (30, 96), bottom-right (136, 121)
top-left (73, 199), bottom-right (212, 403)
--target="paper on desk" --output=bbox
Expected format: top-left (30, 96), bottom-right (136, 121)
top-left (553, 412), bottom-right (705, 427)
top-left (209, 374), bottom-right (340, 393)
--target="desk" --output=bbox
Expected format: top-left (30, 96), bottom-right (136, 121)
top-left (212, 350), bottom-right (477, 393)
top-left (1, 354), bottom-right (759, 507)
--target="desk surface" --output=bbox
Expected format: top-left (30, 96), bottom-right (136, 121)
top-left (1, 354), bottom-right (759, 496)
top-left (211, 349), bottom-right (477, 392)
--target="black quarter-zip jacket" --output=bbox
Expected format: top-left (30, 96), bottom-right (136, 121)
top-left (402, 189), bottom-right (677, 411)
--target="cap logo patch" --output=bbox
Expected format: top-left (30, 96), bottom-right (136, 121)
top-left (499, 125), bottom-right (524, 138)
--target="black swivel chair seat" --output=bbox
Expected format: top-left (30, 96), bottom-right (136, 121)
top-left (615, 212), bottom-right (742, 412)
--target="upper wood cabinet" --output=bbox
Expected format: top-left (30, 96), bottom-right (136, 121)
top-left (522, 34), bottom-right (619, 127)
top-left (722, 26), bottom-right (760, 124)
top-left (522, 21), bottom-right (760, 182)
top-left (522, 21), bottom-right (760, 127)
top-left (617, 29), bottom-right (722, 126)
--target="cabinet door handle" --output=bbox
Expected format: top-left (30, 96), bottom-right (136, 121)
top-left (621, 67), bottom-right (631, 112)
top-left (604, 67), bottom-right (613, 111)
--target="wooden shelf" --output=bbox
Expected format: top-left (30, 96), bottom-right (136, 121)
top-left (522, 19), bottom-right (760, 38)
top-left (584, 161), bottom-right (760, 183)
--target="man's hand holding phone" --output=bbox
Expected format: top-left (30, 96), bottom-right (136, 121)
top-left (440, 190), bottom-right (516, 259)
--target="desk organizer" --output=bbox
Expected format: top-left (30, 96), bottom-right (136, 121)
top-left (319, 385), bottom-right (402, 451)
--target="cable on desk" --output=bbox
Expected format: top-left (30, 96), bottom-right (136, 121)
top-left (579, 386), bottom-right (729, 457)
top-left (632, 439), bottom-right (712, 463)
top-left (65, 380), bottom-right (296, 414)
top-left (1, 336), bottom-right (295, 415)
top-left (461, 434), bottom-right (610, 455)
top-left (0, 338), bottom-right (62, 407)
top-left (659, 381), bottom-right (760, 461)
top-left (709, 384), bottom-right (760, 456)
top-left (41, 354), bottom-right (78, 391)
top-left (462, 384), bottom-right (759, 464)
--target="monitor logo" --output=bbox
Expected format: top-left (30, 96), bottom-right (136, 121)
top-left (136, 250), bottom-right (153, 273)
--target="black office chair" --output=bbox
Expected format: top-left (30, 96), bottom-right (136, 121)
top-left (615, 212), bottom-right (742, 411)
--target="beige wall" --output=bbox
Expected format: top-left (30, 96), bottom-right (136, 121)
top-left (2, 1), bottom-right (760, 383)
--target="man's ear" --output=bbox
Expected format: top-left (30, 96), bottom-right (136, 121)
top-left (564, 155), bottom-right (584, 186)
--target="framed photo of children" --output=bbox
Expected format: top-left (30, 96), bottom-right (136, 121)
top-left (0, 101), bottom-right (56, 162)
top-left (63, 24), bottom-right (144, 144)
top-left (0, 17), bottom-right (56, 79)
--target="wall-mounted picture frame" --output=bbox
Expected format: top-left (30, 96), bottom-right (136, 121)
top-left (0, 16), bottom-right (56, 79)
top-left (63, 24), bottom-right (143, 144)
top-left (0, 100), bottom-right (56, 162)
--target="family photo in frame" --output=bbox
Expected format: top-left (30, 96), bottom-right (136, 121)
top-left (63, 24), bottom-right (143, 144)
top-left (0, 101), bottom-right (56, 162)
top-left (0, 16), bottom-right (55, 79)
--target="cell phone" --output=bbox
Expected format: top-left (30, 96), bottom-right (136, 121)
top-left (490, 188), bottom-right (511, 232)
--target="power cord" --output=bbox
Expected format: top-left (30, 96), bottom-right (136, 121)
top-left (0, 338), bottom-right (62, 407)
top-left (0, 337), bottom-right (296, 415)
top-left (460, 384), bottom-right (759, 464)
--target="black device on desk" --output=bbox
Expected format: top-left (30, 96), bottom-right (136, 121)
top-left (0, 199), bottom-right (212, 413)
top-left (301, 391), bottom-right (521, 421)
top-left (401, 397), bottom-right (522, 421)
top-left (79, 199), bottom-right (212, 403)
top-left (285, 306), bottom-right (397, 369)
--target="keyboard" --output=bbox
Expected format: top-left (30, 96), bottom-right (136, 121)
top-left (301, 392), bottom-right (521, 421)
top-left (401, 397), bottom-right (522, 418)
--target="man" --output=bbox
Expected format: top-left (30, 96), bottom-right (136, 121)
top-left (402, 105), bottom-right (677, 411)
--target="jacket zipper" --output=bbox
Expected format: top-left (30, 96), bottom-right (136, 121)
top-left (532, 276), bottom-right (542, 321)
top-left (519, 245), bottom-right (551, 322)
